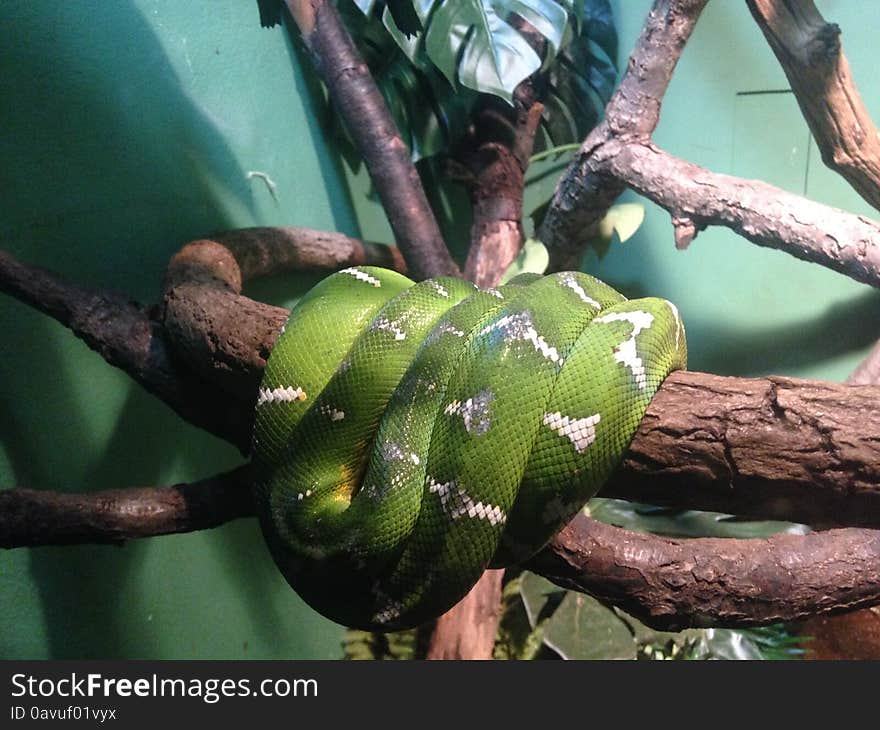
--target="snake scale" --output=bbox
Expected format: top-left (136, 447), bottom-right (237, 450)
top-left (252, 266), bottom-right (686, 631)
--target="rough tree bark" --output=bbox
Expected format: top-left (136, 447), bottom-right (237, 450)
top-left (528, 515), bottom-right (880, 630)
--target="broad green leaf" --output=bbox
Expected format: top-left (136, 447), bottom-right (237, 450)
top-left (412, 0), bottom-right (439, 23)
top-left (597, 202), bottom-right (644, 243)
top-left (533, 0), bottom-right (618, 151)
top-left (587, 498), bottom-right (807, 539)
top-left (426, 1), bottom-right (542, 103)
top-left (383, 5), bottom-right (423, 62)
top-left (583, 0), bottom-right (617, 66)
top-left (353, 0), bottom-right (380, 15)
top-left (339, 1), bottom-right (616, 158)
top-left (543, 591), bottom-right (637, 660)
top-left (520, 572), bottom-right (635, 660)
top-left (494, 571), bottom-right (554, 659)
top-left (500, 237), bottom-right (549, 282)
top-left (502, 0), bottom-right (568, 59)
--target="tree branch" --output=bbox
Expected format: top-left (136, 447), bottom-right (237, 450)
top-left (0, 467), bottom-right (253, 548)
top-left (747, 0), bottom-right (880, 213)
top-left (530, 514), bottom-right (880, 630)
top-left (7, 245), bottom-right (880, 527)
top-left (539, 0), bottom-right (710, 269)
top-left (0, 248), bottom-right (254, 449)
top-left (426, 569), bottom-right (505, 660)
top-left (540, 0), bottom-right (880, 290)
top-left (1, 229), bottom-right (404, 452)
top-left (459, 21), bottom-right (547, 287)
top-left (284, 0), bottom-right (459, 280)
top-left (6, 468), bottom-right (880, 631)
top-left (607, 140), bottom-right (880, 288)
top-left (602, 370), bottom-right (880, 528)
top-left (212, 226), bottom-right (406, 279)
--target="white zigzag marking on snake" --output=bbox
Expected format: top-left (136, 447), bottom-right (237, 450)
top-left (559, 272), bottom-right (601, 309)
top-left (444, 389), bottom-right (494, 435)
top-left (665, 300), bottom-right (683, 350)
top-left (318, 404), bottom-right (345, 421)
top-left (372, 315), bottom-right (407, 340)
top-left (257, 385), bottom-right (306, 406)
top-left (340, 267), bottom-right (382, 287)
top-left (480, 311), bottom-right (562, 364)
top-left (427, 477), bottom-right (506, 526)
top-left (426, 322), bottom-right (465, 345)
top-left (542, 411), bottom-right (601, 453)
top-left (381, 441), bottom-right (420, 465)
top-left (594, 310), bottom-right (655, 389)
top-left (428, 280), bottom-right (450, 298)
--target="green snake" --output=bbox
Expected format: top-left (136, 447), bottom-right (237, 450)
top-left (252, 266), bottom-right (686, 631)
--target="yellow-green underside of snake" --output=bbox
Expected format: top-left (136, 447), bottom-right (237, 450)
top-left (251, 266), bottom-right (686, 631)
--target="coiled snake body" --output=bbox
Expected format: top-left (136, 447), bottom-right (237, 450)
top-left (253, 267), bottom-right (686, 630)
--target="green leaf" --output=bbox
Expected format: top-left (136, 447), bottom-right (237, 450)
top-left (535, 0), bottom-right (618, 150)
top-left (494, 570), bottom-right (553, 659)
top-left (353, 0), bottom-right (380, 15)
top-left (520, 572), bottom-right (636, 659)
top-left (426, 1), bottom-right (542, 103)
top-left (587, 498), bottom-right (807, 539)
top-left (583, 0), bottom-right (617, 66)
top-left (597, 202), bottom-right (644, 243)
top-left (502, 0), bottom-right (568, 59)
top-left (383, 5), bottom-right (423, 62)
top-left (544, 592), bottom-right (637, 659)
top-left (500, 237), bottom-right (549, 283)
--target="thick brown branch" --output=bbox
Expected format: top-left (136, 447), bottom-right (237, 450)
top-left (542, 0), bottom-right (880, 290)
top-left (1, 228), bottom-right (402, 452)
top-left (0, 248), bottom-right (253, 449)
top-left (540, 0), bottom-right (709, 268)
top-left (212, 226), bottom-right (407, 280)
top-left (531, 515), bottom-right (880, 630)
top-left (8, 246), bottom-right (880, 526)
top-left (6, 471), bottom-right (880, 630)
top-left (285, 0), bottom-right (459, 280)
top-left (608, 141), bottom-right (880, 289)
top-left (604, 370), bottom-right (880, 529)
top-left (748, 0), bottom-right (880, 212)
top-left (161, 230), bottom-right (406, 412)
top-left (0, 466), bottom-right (253, 548)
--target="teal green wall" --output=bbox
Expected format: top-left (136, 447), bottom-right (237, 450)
top-left (0, 1), bottom-right (350, 659)
top-left (2, 1), bottom-right (878, 659)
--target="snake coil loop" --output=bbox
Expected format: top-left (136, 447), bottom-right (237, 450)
top-left (253, 267), bottom-right (686, 630)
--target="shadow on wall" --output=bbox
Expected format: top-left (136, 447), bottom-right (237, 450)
top-left (0, 2), bottom-right (339, 657)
